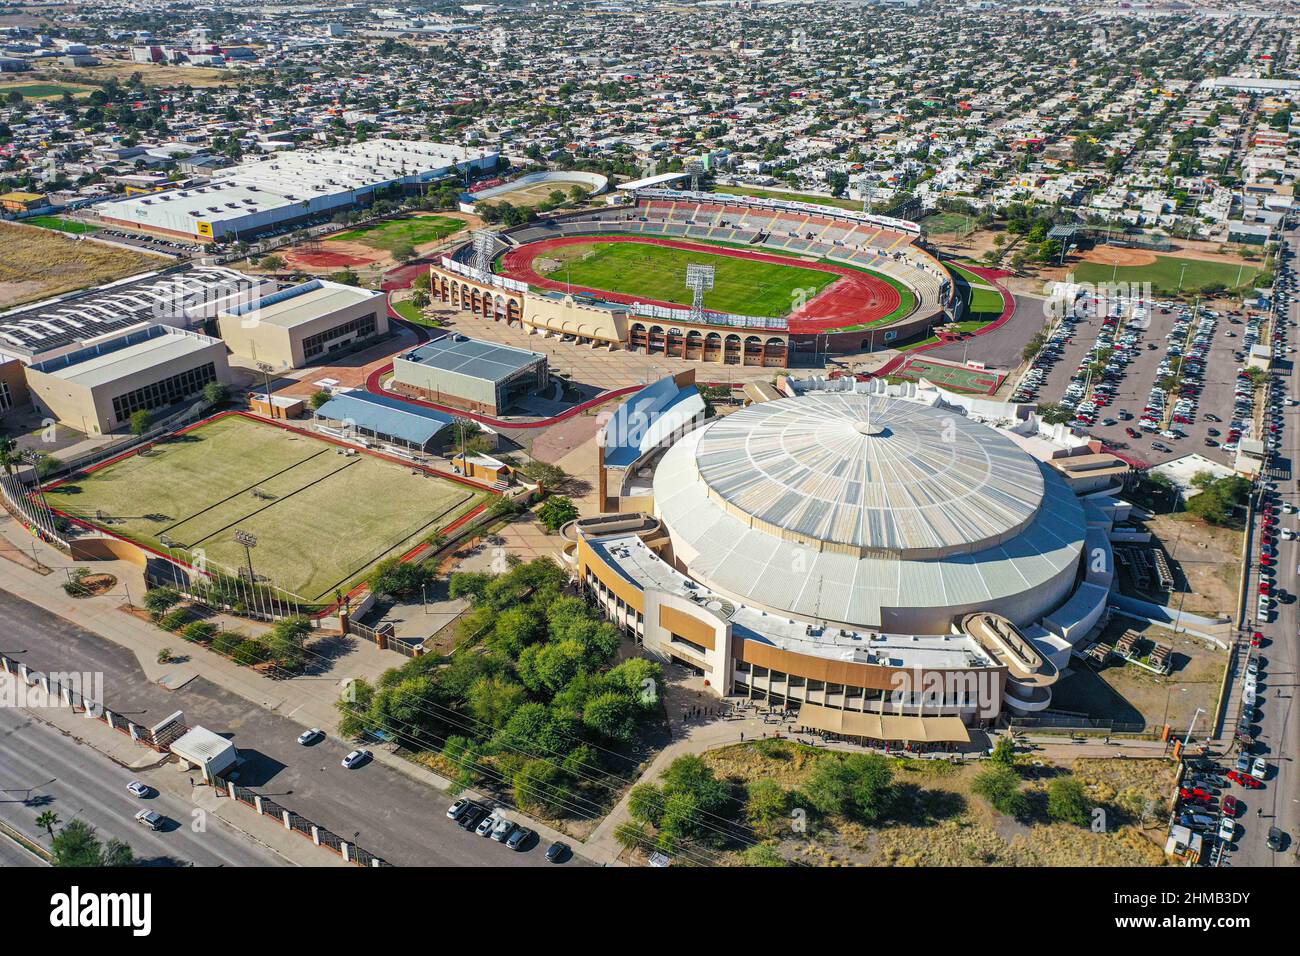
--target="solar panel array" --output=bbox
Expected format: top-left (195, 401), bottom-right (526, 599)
top-left (694, 394), bottom-right (1044, 559)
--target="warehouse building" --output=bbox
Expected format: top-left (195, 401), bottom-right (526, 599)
top-left (99, 140), bottom-right (499, 242)
top-left (217, 278), bottom-right (388, 369)
top-left (391, 333), bottom-right (548, 416)
top-left (25, 325), bottom-right (231, 435)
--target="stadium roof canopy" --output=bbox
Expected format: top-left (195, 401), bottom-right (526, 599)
top-left (615, 171), bottom-right (691, 191)
top-left (603, 373), bottom-right (706, 469)
top-left (314, 390), bottom-right (454, 449)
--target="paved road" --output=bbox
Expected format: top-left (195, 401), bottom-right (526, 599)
top-left (0, 831), bottom-right (45, 867)
top-left (926, 285), bottom-right (1046, 372)
top-left (1233, 224), bottom-right (1299, 868)
top-left (0, 704), bottom-right (282, 866)
top-left (0, 589), bottom-right (582, 867)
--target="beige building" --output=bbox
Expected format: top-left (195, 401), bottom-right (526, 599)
top-left (217, 279), bottom-right (388, 370)
top-left (25, 325), bottom-right (231, 435)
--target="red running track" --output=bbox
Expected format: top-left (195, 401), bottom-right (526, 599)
top-left (497, 235), bottom-right (901, 334)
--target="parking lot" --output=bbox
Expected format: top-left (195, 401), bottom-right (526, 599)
top-left (1015, 290), bottom-right (1276, 467)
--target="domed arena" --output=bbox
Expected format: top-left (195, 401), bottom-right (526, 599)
top-left (571, 374), bottom-right (1125, 744)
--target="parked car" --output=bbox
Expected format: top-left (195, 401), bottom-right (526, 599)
top-left (341, 749), bottom-right (371, 769)
top-left (1252, 756), bottom-right (1268, 779)
top-left (446, 798), bottom-right (474, 821)
top-left (297, 728), bottom-right (324, 746)
top-left (505, 826), bottom-right (534, 851)
top-left (476, 812), bottom-right (500, 837)
top-left (1267, 827), bottom-right (1286, 851)
top-left (458, 804), bottom-right (489, 831)
top-left (1218, 817), bottom-right (1236, 843)
top-left (546, 841), bottom-right (571, 863)
top-left (491, 817), bottom-right (516, 842)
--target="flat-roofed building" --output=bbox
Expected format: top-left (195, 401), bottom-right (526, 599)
top-left (25, 325), bottom-right (231, 435)
top-left (391, 333), bottom-right (548, 416)
top-left (217, 279), bottom-right (388, 369)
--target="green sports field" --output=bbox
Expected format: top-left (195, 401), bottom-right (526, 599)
top-left (533, 240), bottom-right (839, 317)
top-left (0, 82), bottom-right (94, 100)
top-left (26, 215), bottom-right (99, 235)
top-left (46, 416), bottom-right (484, 600)
top-left (1071, 254), bottom-right (1261, 293)
top-left (894, 356), bottom-right (1004, 394)
top-left (331, 215), bottom-right (465, 252)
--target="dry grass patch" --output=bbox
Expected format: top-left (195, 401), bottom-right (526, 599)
top-left (0, 222), bottom-right (167, 308)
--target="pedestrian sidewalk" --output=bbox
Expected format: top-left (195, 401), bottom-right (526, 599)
top-left (0, 513), bottom-right (618, 865)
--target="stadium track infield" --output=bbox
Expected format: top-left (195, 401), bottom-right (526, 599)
top-left (43, 413), bottom-right (488, 601)
top-left (498, 234), bottom-right (908, 333)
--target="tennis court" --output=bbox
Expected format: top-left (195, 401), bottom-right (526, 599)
top-left (45, 415), bottom-right (484, 600)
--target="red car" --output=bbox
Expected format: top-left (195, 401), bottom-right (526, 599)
top-left (1251, 632), bottom-right (1264, 647)
top-left (1222, 794), bottom-right (1239, 817)
top-left (1228, 770), bottom-right (1263, 789)
top-left (1126, 427), bottom-right (1140, 438)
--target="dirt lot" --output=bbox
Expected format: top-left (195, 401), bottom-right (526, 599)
top-left (704, 740), bottom-right (1171, 866)
top-left (1127, 513), bottom-right (1243, 619)
top-left (0, 222), bottom-right (168, 309)
top-left (1054, 618), bottom-right (1227, 732)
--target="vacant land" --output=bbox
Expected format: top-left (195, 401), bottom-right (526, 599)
top-left (0, 221), bottom-right (167, 309)
top-left (714, 185), bottom-right (862, 212)
top-left (46, 415), bottom-right (484, 600)
top-left (1072, 254), bottom-right (1261, 293)
top-left (703, 739), bottom-right (1170, 866)
top-left (533, 239), bottom-right (839, 317)
top-left (331, 215), bottom-right (465, 252)
top-left (488, 178), bottom-right (595, 207)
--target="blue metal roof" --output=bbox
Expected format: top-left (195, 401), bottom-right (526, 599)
top-left (603, 376), bottom-right (705, 468)
top-left (314, 391), bottom-right (454, 447)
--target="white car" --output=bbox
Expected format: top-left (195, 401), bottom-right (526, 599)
top-left (341, 749), bottom-right (371, 769)
top-left (1252, 756), bottom-right (1268, 779)
top-left (1219, 817), bottom-right (1236, 842)
top-left (126, 780), bottom-right (153, 798)
top-left (491, 817), bottom-right (516, 842)
top-left (476, 812), bottom-right (500, 837)
top-left (297, 728), bottom-right (324, 745)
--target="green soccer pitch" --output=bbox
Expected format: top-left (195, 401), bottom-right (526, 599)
top-left (331, 215), bottom-right (465, 252)
top-left (534, 240), bottom-right (839, 317)
top-left (45, 415), bottom-right (485, 600)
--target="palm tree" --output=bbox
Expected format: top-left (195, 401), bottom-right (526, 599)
top-left (36, 811), bottom-right (60, 837)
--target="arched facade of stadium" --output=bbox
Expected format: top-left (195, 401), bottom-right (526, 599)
top-left (566, 379), bottom-right (1121, 744)
top-left (422, 189), bottom-right (957, 367)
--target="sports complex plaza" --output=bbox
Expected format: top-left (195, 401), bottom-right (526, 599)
top-left (430, 185), bottom-right (959, 366)
top-left (565, 373), bottom-right (1130, 745)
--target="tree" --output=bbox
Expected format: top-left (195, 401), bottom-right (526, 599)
top-left (628, 783), bottom-right (665, 827)
top-left (36, 811), bottom-right (60, 837)
top-left (367, 556), bottom-right (433, 597)
top-left (513, 758), bottom-right (567, 815)
top-left (1046, 777), bottom-right (1092, 826)
top-left (582, 690), bottom-right (637, 741)
top-left (142, 587), bottom-right (181, 620)
top-left (129, 410), bottom-right (152, 436)
top-left (50, 819), bottom-right (129, 867)
top-left (972, 765), bottom-right (1029, 818)
top-left (537, 495), bottom-right (579, 533)
top-left (259, 254), bottom-right (285, 271)
top-left (265, 616), bottom-right (312, 670)
top-left (745, 778), bottom-right (790, 833)
top-left (742, 843), bottom-right (789, 867)
top-left (390, 240), bottom-right (417, 262)
top-left (990, 735), bottom-right (1017, 768)
top-left (803, 752), bottom-right (894, 822)
top-left (0, 435), bottom-right (17, 475)
top-left (203, 381), bottom-right (230, 405)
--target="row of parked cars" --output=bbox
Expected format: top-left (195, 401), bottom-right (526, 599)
top-left (446, 797), bottom-right (570, 862)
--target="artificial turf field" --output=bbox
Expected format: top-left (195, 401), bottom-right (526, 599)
top-left (533, 240), bottom-right (839, 317)
top-left (1071, 254), bottom-right (1261, 293)
top-left (331, 215), bottom-right (465, 251)
top-left (46, 415), bottom-right (483, 600)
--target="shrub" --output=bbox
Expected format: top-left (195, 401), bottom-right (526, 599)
top-left (158, 608), bottom-right (192, 632)
top-left (1046, 777), bottom-right (1093, 827)
top-left (232, 639), bottom-right (271, 666)
top-left (181, 620), bottom-right (217, 644)
top-left (972, 765), bottom-right (1029, 819)
top-left (210, 631), bottom-right (243, 657)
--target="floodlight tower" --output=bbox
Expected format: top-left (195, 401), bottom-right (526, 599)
top-left (858, 175), bottom-right (874, 214)
top-left (472, 230), bottom-right (496, 273)
top-left (685, 263), bottom-right (715, 325)
top-left (686, 159), bottom-right (705, 193)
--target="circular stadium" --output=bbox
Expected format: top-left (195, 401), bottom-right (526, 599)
top-left (652, 393), bottom-right (1087, 635)
top-left (479, 187), bottom-right (957, 359)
